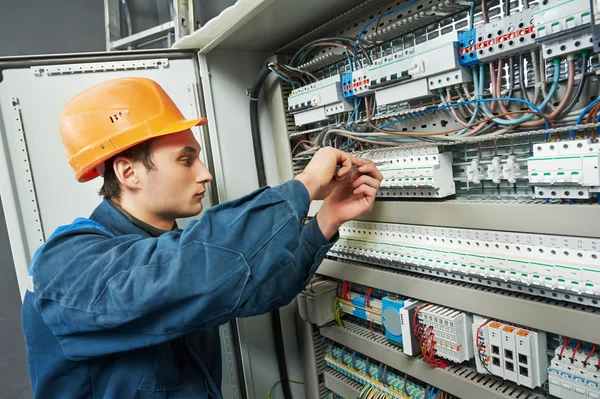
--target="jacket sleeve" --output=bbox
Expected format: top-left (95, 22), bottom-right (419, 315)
top-left (32, 180), bottom-right (336, 360)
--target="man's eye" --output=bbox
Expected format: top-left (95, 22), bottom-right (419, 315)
top-left (181, 158), bottom-right (193, 166)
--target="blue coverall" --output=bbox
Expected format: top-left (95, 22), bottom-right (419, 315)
top-left (22, 180), bottom-right (336, 398)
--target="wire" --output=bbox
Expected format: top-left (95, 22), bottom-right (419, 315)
top-left (504, 0), bottom-right (510, 17)
top-left (571, 340), bottom-right (582, 363)
top-left (469, 0), bottom-right (475, 30)
top-left (560, 51), bottom-right (588, 116)
top-left (584, 344), bottom-right (596, 366)
top-left (355, 0), bottom-right (419, 68)
top-left (265, 380), bottom-right (304, 399)
top-left (268, 67), bottom-right (298, 85)
top-left (559, 337), bottom-right (568, 359)
top-left (478, 61), bottom-right (557, 127)
top-left (476, 318), bottom-right (494, 374)
top-left (481, 0), bottom-right (489, 23)
top-left (573, 96), bottom-right (600, 137)
top-left (496, 58), bottom-right (575, 129)
top-left (370, 320), bottom-right (376, 340)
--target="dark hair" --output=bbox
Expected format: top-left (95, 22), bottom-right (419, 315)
top-left (99, 139), bottom-right (156, 200)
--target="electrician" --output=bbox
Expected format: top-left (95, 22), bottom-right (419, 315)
top-left (21, 77), bottom-right (382, 399)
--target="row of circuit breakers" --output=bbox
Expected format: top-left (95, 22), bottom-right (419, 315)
top-left (328, 140), bottom-right (600, 200)
top-left (286, 0), bottom-right (600, 200)
top-left (299, 279), bottom-right (600, 397)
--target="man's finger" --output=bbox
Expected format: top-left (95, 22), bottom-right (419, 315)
top-left (353, 184), bottom-right (377, 198)
top-left (336, 152), bottom-right (354, 178)
top-left (357, 160), bottom-right (383, 181)
top-left (351, 175), bottom-right (381, 190)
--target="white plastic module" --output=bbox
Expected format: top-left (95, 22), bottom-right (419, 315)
top-left (528, 139), bottom-right (600, 199)
top-left (549, 345), bottom-right (600, 399)
top-left (360, 146), bottom-right (456, 198)
top-left (287, 75), bottom-right (353, 126)
top-left (367, 34), bottom-right (461, 106)
top-left (330, 220), bottom-right (600, 297)
top-left (534, 0), bottom-right (593, 59)
top-left (418, 304), bottom-right (473, 363)
top-left (426, 67), bottom-right (473, 91)
top-left (473, 318), bottom-right (547, 389)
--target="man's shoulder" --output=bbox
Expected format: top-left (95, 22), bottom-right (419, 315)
top-left (30, 218), bottom-right (116, 289)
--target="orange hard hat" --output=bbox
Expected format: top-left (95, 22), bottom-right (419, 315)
top-left (59, 77), bottom-right (207, 182)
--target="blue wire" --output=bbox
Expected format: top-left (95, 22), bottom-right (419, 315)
top-left (354, 0), bottom-right (420, 68)
top-left (268, 67), bottom-right (297, 86)
top-left (477, 59), bottom-right (559, 127)
top-left (574, 96), bottom-right (600, 138)
top-left (350, 98), bottom-right (363, 132)
top-left (469, 0), bottom-right (475, 30)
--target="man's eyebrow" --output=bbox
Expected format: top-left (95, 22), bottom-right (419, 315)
top-left (176, 146), bottom-right (199, 156)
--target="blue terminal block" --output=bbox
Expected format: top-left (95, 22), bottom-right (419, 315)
top-left (381, 296), bottom-right (404, 346)
top-left (351, 295), bottom-right (368, 320)
top-left (458, 29), bottom-right (480, 67)
top-left (342, 72), bottom-right (356, 100)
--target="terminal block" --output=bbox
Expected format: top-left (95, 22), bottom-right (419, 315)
top-left (287, 75), bottom-right (353, 126)
top-left (527, 139), bottom-right (600, 199)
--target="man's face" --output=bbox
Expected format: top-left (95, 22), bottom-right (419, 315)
top-left (135, 129), bottom-right (212, 221)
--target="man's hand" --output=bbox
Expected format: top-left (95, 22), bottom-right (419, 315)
top-left (294, 148), bottom-right (354, 201)
top-left (316, 158), bottom-right (383, 239)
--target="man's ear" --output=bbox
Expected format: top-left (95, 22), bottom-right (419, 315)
top-left (112, 156), bottom-right (141, 191)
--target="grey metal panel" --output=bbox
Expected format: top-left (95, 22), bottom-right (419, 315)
top-left (317, 259), bottom-right (600, 343)
top-left (323, 370), bottom-right (361, 399)
top-left (320, 322), bottom-right (548, 399)
top-left (308, 200), bottom-right (600, 238)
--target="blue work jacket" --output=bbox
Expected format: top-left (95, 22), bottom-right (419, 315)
top-left (22, 180), bottom-right (335, 398)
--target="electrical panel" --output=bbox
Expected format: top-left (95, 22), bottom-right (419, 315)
top-left (527, 138), bottom-right (600, 199)
top-left (534, 0), bottom-right (593, 59)
top-left (288, 75), bottom-right (353, 126)
top-left (473, 315), bottom-right (548, 388)
top-left (360, 146), bottom-right (456, 198)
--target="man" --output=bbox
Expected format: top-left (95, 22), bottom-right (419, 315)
top-left (21, 77), bottom-right (382, 398)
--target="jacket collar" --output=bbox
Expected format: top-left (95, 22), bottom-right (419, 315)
top-left (90, 197), bottom-right (175, 238)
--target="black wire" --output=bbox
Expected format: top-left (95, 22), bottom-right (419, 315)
top-left (559, 53), bottom-right (589, 117)
top-left (504, 0), bottom-right (510, 16)
top-left (249, 65), bottom-right (293, 399)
